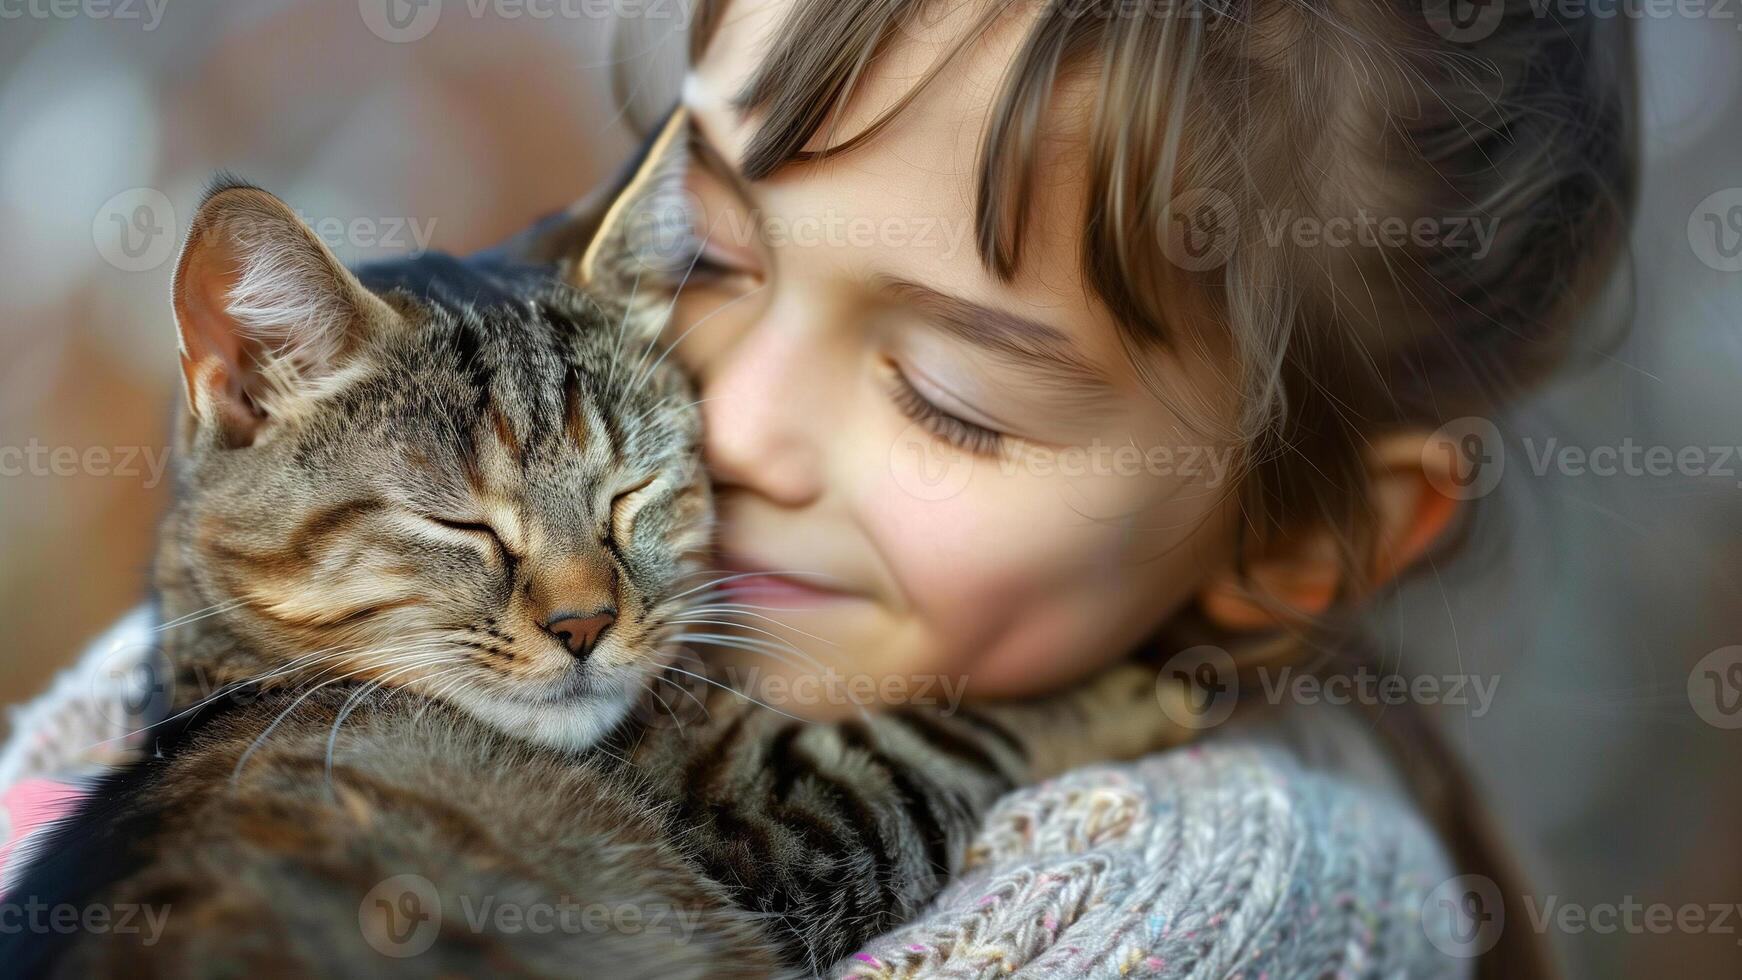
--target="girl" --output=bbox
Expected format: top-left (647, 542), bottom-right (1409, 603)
top-left (0, 0), bottom-right (1632, 976)
top-left (594, 0), bottom-right (1631, 974)
top-left (644, 0), bottom-right (1632, 712)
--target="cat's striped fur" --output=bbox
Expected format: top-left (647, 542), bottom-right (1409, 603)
top-left (1, 175), bottom-right (1187, 977)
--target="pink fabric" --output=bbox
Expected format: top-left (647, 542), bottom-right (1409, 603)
top-left (0, 780), bottom-right (86, 886)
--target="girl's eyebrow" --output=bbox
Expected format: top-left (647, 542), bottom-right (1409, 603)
top-left (873, 275), bottom-right (1114, 398)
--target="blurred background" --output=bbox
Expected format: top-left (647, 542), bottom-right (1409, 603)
top-left (0, 1), bottom-right (1737, 975)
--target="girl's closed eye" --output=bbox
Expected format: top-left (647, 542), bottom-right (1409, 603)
top-left (640, 214), bottom-right (754, 287)
top-left (883, 360), bottom-right (1007, 458)
top-left (688, 239), bottom-right (760, 285)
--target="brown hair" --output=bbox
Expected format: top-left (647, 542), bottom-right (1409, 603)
top-left (666, 2), bottom-right (1639, 976)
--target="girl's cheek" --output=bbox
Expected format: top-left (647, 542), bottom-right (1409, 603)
top-left (860, 438), bottom-right (1236, 687)
top-left (862, 450), bottom-right (1131, 647)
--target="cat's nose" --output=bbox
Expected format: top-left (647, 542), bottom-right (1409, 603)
top-left (541, 610), bottom-right (616, 659)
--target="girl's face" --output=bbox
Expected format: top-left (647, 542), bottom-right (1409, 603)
top-left (665, 0), bottom-right (1240, 705)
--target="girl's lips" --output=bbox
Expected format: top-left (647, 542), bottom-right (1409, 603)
top-left (711, 561), bottom-right (854, 608)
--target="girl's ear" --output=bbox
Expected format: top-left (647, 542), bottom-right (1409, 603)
top-left (172, 181), bottom-right (400, 447)
top-left (1198, 431), bottom-right (1462, 630)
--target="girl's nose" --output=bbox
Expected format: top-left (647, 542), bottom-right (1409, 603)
top-left (698, 324), bottom-right (827, 507)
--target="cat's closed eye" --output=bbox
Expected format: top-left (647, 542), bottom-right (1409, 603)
top-left (609, 475), bottom-right (660, 546)
top-left (422, 514), bottom-right (514, 564)
top-left (424, 515), bottom-right (505, 543)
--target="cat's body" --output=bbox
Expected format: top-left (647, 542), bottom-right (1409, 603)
top-left (11, 634), bottom-right (1166, 978)
top-left (1, 176), bottom-right (1182, 977)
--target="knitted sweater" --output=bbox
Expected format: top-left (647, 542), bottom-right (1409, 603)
top-left (1, 610), bottom-right (1467, 978)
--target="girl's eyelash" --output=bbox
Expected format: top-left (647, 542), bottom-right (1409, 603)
top-left (689, 250), bottom-right (741, 280)
top-left (649, 224), bottom-right (749, 285)
top-left (887, 367), bottom-right (1005, 457)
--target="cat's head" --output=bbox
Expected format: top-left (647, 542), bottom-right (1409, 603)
top-left (157, 178), bottom-right (709, 751)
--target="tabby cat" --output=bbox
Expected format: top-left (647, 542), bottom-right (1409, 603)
top-left (1, 164), bottom-right (1186, 977)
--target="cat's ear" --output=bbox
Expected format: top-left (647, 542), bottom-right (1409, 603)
top-left (171, 180), bottom-right (400, 445)
top-left (503, 105), bottom-right (691, 300)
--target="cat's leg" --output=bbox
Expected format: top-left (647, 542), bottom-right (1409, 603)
top-left (626, 662), bottom-right (1188, 973)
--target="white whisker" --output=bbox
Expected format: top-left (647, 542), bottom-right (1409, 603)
top-left (671, 609), bottom-right (839, 647)
top-left (659, 665), bottom-right (812, 723)
top-left (152, 598), bottom-right (248, 632)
